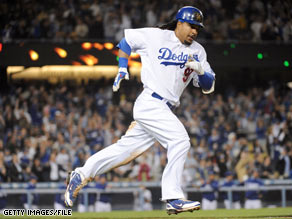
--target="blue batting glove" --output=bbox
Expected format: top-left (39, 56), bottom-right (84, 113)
top-left (113, 67), bottom-right (129, 92)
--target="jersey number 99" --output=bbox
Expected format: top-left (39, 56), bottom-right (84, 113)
top-left (183, 68), bottom-right (193, 82)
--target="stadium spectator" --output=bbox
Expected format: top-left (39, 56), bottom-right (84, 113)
top-left (73, 18), bottom-right (89, 39)
top-left (200, 171), bottom-right (219, 210)
top-left (8, 154), bottom-right (23, 182)
top-left (137, 154), bottom-right (151, 182)
top-left (235, 149), bottom-right (252, 183)
top-left (54, 181), bottom-right (67, 210)
top-left (221, 171), bottom-right (241, 209)
top-left (0, 0), bottom-right (291, 43)
top-left (244, 170), bottom-right (264, 209)
top-left (31, 159), bottom-right (44, 182)
top-left (21, 175), bottom-right (39, 209)
top-left (88, 14), bottom-right (104, 39)
top-left (95, 175), bottom-right (112, 212)
top-left (55, 146), bottom-right (70, 178)
top-left (259, 156), bottom-right (274, 179)
top-left (0, 151), bottom-right (8, 182)
top-left (0, 80), bottom-right (291, 184)
top-left (77, 185), bottom-right (96, 212)
top-left (276, 146), bottom-right (291, 179)
top-left (0, 183), bottom-right (7, 213)
top-left (49, 152), bottom-right (60, 182)
top-left (183, 151), bottom-right (199, 186)
top-left (142, 186), bottom-right (153, 211)
top-left (133, 185), bottom-right (153, 211)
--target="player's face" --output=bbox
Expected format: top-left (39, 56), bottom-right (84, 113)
top-left (227, 175), bottom-right (233, 181)
top-left (177, 21), bottom-right (199, 45)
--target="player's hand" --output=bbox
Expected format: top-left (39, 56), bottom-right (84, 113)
top-left (113, 67), bottom-right (129, 92)
top-left (185, 60), bottom-right (204, 75)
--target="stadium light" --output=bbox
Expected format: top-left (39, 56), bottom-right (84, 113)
top-left (130, 53), bottom-right (140, 59)
top-left (128, 60), bottom-right (142, 67)
top-left (79, 55), bottom-right (98, 66)
top-left (29, 50), bottom-right (39, 61)
top-left (7, 65), bottom-right (141, 80)
top-left (72, 61), bottom-right (81, 65)
top-left (81, 42), bottom-right (92, 50)
top-left (230, 43), bottom-right (236, 48)
top-left (104, 43), bottom-right (114, 50)
top-left (257, 53), bottom-right (263, 59)
top-left (93, 43), bottom-right (104, 50)
top-left (54, 47), bottom-right (67, 58)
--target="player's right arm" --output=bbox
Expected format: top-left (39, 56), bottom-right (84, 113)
top-left (113, 28), bottom-right (153, 92)
top-left (113, 38), bottom-right (131, 92)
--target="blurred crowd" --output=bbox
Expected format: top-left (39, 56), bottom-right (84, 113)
top-left (1, 0), bottom-right (292, 43)
top-left (0, 79), bottom-right (291, 185)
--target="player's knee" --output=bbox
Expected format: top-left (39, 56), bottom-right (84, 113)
top-left (173, 138), bottom-right (190, 151)
top-left (183, 140), bottom-right (191, 151)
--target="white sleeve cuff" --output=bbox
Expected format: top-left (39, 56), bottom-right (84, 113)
top-left (202, 80), bottom-right (215, 94)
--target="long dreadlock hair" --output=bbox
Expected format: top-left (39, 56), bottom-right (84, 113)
top-left (158, 20), bottom-right (178, 31)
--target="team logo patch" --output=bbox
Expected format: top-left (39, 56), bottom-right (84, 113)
top-left (194, 12), bottom-right (202, 22)
top-left (158, 48), bottom-right (199, 68)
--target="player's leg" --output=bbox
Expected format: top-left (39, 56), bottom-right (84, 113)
top-left (77, 204), bottom-right (86, 212)
top-left (75, 121), bottom-right (155, 177)
top-left (244, 199), bottom-right (251, 209)
top-left (94, 201), bottom-right (101, 212)
top-left (95, 201), bottom-right (111, 212)
top-left (64, 121), bottom-right (155, 207)
top-left (88, 204), bottom-right (94, 212)
top-left (254, 199), bottom-right (262, 209)
top-left (224, 199), bottom-right (231, 209)
top-left (134, 94), bottom-right (189, 200)
top-left (212, 200), bottom-right (218, 210)
top-left (233, 201), bottom-right (241, 209)
top-left (54, 202), bottom-right (66, 210)
top-left (144, 202), bottom-right (153, 211)
top-left (105, 202), bottom-right (112, 212)
top-left (208, 200), bottom-right (216, 210)
top-left (202, 198), bottom-right (210, 210)
top-left (133, 91), bottom-right (200, 214)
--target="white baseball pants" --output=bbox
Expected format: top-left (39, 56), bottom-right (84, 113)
top-left (78, 204), bottom-right (94, 212)
top-left (76, 88), bottom-right (190, 200)
top-left (224, 200), bottom-right (241, 209)
top-left (244, 199), bottom-right (262, 209)
top-left (95, 201), bottom-right (112, 212)
top-left (202, 198), bottom-right (217, 210)
top-left (54, 202), bottom-right (66, 210)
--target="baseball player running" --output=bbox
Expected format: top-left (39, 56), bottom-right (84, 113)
top-left (65, 6), bottom-right (215, 215)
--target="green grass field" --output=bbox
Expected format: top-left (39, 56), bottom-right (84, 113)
top-left (1, 208), bottom-right (292, 219)
top-left (76, 208), bottom-right (292, 219)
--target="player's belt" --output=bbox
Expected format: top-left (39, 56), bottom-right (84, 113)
top-left (151, 92), bottom-right (174, 110)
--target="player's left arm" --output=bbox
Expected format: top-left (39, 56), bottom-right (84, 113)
top-left (186, 48), bottom-right (215, 94)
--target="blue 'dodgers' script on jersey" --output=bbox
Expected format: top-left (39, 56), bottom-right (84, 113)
top-left (158, 48), bottom-right (199, 68)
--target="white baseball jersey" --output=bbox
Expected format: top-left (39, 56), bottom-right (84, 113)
top-left (125, 27), bottom-right (214, 106)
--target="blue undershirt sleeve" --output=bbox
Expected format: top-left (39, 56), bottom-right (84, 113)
top-left (118, 57), bottom-right (128, 68)
top-left (198, 72), bottom-right (215, 90)
top-left (117, 38), bottom-right (131, 56)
